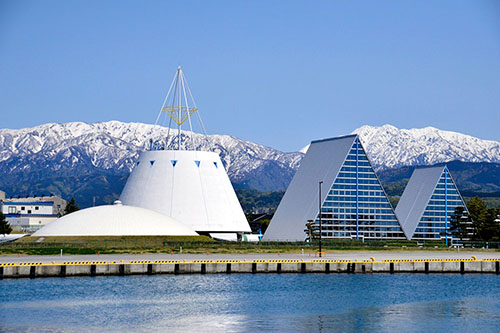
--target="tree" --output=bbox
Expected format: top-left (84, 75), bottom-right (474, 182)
top-left (466, 197), bottom-right (488, 240)
top-left (64, 197), bottom-right (80, 215)
top-left (466, 197), bottom-right (500, 242)
top-left (482, 208), bottom-right (500, 242)
top-left (0, 212), bottom-right (12, 235)
top-left (259, 219), bottom-right (271, 234)
top-left (449, 206), bottom-right (470, 241)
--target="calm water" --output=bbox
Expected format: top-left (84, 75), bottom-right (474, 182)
top-left (1, 274), bottom-right (500, 332)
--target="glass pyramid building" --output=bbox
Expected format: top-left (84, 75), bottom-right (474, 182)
top-left (263, 134), bottom-right (406, 241)
top-left (395, 165), bottom-right (469, 243)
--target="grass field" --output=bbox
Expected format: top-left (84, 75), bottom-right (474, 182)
top-left (0, 235), bottom-right (478, 256)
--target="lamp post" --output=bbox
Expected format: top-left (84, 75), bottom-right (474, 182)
top-left (319, 181), bottom-right (323, 256)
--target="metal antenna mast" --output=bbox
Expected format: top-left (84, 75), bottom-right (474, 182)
top-left (154, 66), bottom-right (205, 150)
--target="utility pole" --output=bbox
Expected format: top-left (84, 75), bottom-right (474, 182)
top-left (319, 181), bottom-right (323, 256)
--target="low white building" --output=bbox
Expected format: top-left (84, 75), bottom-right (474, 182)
top-left (1, 194), bottom-right (67, 232)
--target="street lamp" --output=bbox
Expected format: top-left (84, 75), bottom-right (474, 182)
top-left (319, 180), bottom-right (323, 256)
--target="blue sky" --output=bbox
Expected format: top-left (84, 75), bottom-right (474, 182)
top-left (1, 0), bottom-right (499, 151)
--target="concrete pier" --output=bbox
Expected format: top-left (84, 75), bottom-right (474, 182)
top-left (1, 258), bottom-right (499, 279)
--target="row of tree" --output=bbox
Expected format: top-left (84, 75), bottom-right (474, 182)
top-left (450, 197), bottom-right (500, 242)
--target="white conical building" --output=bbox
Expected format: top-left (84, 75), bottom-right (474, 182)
top-left (120, 67), bottom-right (251, 238)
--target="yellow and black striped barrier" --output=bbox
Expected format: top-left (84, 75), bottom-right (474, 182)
top-left (1, 258), bottom-right (499, 268)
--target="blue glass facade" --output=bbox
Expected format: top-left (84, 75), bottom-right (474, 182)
top-left (315, 137), bottom-right (405, 240)
top-left (412, 167), bottom-right (467, 241)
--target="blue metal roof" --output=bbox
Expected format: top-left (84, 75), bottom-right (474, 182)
top-left (5, 213), bottom-right (58, 218)
top-left (2, 201), bottom-right (54, 206)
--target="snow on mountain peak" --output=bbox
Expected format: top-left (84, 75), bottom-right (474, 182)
top-left (0, 121), bottom-right (303, 189)
top-left (1, 121), bottom-right (499, 191)
top-left (352, 124), bottom-right (500, 170)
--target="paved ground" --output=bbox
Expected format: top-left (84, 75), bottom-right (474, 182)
top-left (1, 250), bottom-right (499, 264)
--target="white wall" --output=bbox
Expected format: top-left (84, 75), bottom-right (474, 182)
top-left (2, 203), bottom-right (53, 215)
top-left (120, 150), bottom-right (251, 233)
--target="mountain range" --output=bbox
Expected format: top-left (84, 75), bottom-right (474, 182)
top-left (0, 121), bottom-right (499, 208)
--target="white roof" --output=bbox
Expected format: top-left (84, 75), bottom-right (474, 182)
top-left (120, 150), bottom-right (251, 233)
top-left (395, 166), bottom-right (445, 239)
top-left (263, 135), bottom-right (357, 241)
top-left (32, 201), bottom-right (198, 236)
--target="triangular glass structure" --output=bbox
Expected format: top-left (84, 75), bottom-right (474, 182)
top-left (264, 134), bottom-right (406, 241)
top-left (315, 136), bottom-right (405, 240)
top-left (403, 166), bottom-right (469, 243)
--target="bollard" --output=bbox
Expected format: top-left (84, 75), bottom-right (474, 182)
top-left (302, 249), bottom-right (304, 255)
top-left (309, 252), bottom-right (311, 257)
top-left (278, 251), bottom-right (280, 257)
top-left (18, 253), bottom-right (20, 258)
top-left (180, 246), bottom-right (182, 253)
top-left (207, 251), bottom-right (209, 256)
top-left (98, 251), bottom-right (100, 257)
top-left (60, 249), bottom-right (63, 257)
top-left (135, 251), bottom-right (137, 256)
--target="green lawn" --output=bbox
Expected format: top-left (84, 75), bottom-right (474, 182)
top-left (0, 235), bottom-right (476, 256)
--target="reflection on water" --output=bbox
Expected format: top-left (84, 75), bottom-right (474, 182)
top-left (1, 274), bottom-right (500, 332)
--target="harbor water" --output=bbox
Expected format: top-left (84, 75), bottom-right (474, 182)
top-left (1, 274), bottom-right (500, 332)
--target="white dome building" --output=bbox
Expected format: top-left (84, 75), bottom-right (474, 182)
top-left (33, 201), bottom-right (198, 237)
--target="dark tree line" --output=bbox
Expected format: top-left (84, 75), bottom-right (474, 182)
top-left (450, 197), bottom-right (500, 242)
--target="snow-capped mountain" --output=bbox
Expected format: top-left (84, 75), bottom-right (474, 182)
top-left (353, 125), bottom-right (500, 170)
top-left (1, 121), bottom-right (499, 195)
top-left (0, 121), bottom-right (302, 191)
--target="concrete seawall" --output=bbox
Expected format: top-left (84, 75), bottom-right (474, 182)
top-left (1, 259), bottom-right (500, 279)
